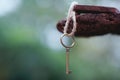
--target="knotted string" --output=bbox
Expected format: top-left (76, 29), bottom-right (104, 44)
top-left (63, 1), bottom-right (78, 36)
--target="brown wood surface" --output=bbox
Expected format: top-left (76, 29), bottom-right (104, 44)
top-left (57, 5), bottom-right (120, 37)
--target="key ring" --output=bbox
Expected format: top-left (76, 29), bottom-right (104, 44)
top-left (60, 33), bottom-right (75, 48)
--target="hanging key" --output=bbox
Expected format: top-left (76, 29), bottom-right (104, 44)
top-left (60, 33), bottom-right (75, 75)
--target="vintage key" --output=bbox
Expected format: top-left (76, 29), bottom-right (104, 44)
top-left (60, 33), bottom-right (75, 75)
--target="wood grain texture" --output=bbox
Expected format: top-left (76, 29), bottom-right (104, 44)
top-left (57, 5), bottom-right (120, 37)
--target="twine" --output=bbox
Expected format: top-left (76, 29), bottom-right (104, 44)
top-left (63, 1), bottom-right (78, 36)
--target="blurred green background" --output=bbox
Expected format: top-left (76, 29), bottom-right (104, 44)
top-left (0, 0), bottom-right (120, 80)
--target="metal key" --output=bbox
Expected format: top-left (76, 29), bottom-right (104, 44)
top-left (60, 33), bottom-right (75, 75)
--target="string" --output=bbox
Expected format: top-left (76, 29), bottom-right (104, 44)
top-left (63, 1), bottom-right (78, 36)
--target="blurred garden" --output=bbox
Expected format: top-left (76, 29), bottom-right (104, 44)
top-left (0, 0), bottom-right (120, 80)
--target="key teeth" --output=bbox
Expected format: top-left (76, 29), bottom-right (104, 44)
top-left (69, 70), bottom-right (72, 74)
top-left (66, 70), bottom-right (72, 75)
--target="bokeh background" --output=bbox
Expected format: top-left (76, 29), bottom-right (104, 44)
top-left (0, 0), bottom-right (120, 80)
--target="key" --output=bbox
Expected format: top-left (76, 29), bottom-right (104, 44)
top-left (60, 33), bottom-right (75, 75)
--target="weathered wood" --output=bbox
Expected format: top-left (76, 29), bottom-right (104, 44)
top-left (73, 5), bottom-right (120, 14)
top-left (57, 5), bottom-right (120, 37)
